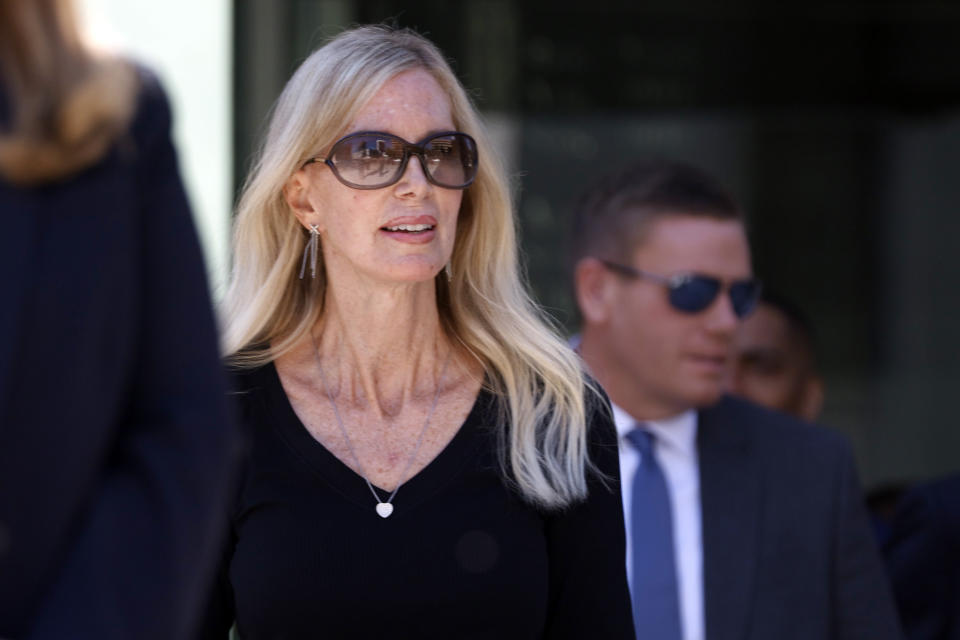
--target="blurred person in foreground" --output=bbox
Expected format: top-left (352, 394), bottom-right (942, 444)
top-left (571, 160), bottom-right (901, 640)
top-left (196, 25), bottom-right (633, 639)
top-left (728, 289), bottom-right (824, 421)
top-left (884, 473), bottom-right (960, 640)
top-left (0, 1), bottom-right (238, 638)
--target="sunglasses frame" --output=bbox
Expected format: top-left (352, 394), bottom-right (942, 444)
top-left (599, 259), bottom-right (762, 318)
top-left (302, 130), bottom-right (478, 190)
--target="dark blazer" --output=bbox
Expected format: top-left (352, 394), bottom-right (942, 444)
top-left (698, 396), bottom-right (902, 640)
top-left (0, 71), bottom-right (237, 639)
top-left (884, 473), bottom-right (960, 640)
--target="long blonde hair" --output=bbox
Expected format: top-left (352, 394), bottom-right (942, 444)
top-left (222, 25), bottom-right (600, 508)
top-left (0, 0), bottom-right (138, 185)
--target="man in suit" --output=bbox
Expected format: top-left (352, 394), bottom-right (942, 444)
top-left (728, 289), bottom-right (824, 421)
top-left (571, 161), bottom-right (901, 640)
top-left (884, 473), bottom-right (960, 640)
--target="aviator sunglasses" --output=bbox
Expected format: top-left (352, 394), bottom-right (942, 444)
top-left (302, 130), bottom-right (479, 190)
top-left (601, 260), bottom-right (762, 318)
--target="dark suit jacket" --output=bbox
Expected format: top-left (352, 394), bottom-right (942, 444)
top-left (0, 70), bottom-right (237, 639)
top-left (884, 473), bottom-right (960, 640)
top-left (698, 396), bottom-right (902, 640)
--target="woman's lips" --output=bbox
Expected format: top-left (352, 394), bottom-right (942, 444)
top-left (380, 216), bottom-right (438, 244)
top-left (380, 229), bottom-right (436, 244)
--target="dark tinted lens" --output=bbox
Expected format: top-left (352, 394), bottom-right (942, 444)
top-left (668, 275), bottom-right (721, 313)
top-left (422, 133), bottom-right (478, 188)
top-left (329, 133), bottom-right (405, 187)
top-left (729, 279), bottom-right (762, 317)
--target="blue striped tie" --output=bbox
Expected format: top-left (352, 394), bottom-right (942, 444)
top-left (626, 427), bottom-right (683, 640)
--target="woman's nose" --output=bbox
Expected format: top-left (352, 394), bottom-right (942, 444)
top-left (394, 154), bottom-right (431, 197)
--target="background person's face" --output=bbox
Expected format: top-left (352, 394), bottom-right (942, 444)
top-left (294, 69), bottom-right (463, 285)
top-left (607, 216), bottom-right (752, 417)
top-left (729, 303), bottom-right (822, 420)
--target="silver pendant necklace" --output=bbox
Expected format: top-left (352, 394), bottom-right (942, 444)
top-left (309, 332), bottom-right (452, 518)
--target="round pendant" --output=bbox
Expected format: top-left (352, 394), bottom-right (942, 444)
top-left (375, 502), bottom-right (394, 518)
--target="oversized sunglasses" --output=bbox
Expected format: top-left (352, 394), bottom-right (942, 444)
top-left (302, 130), bottom-right (479, 190)
top-left (601, 259), bottom-right (762, 318)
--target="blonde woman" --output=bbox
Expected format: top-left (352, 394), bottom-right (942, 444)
top-left (0, 0), bottom-right (237, 638)
top-left (199, 25), bottom-right (633, 639)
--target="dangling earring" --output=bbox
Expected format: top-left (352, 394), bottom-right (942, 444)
top-left (299, 224), bottom-right (319, 279)
top-left (444, 262), bottom-right (452, 282)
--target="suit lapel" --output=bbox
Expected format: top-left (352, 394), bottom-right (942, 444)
top-left (0, 185), bottom-right (38, 424)
top-left (698, 397), bottom-right (763, 640)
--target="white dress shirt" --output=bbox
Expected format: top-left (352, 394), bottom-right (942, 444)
top-left (612, 402), bottom-right (704, 640)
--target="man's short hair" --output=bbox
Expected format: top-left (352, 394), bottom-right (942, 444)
top-left (570, 160), bottom-right (743, 267)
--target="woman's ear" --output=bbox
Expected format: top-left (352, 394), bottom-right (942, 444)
top-left (283, 170), bottom-right (318, 229)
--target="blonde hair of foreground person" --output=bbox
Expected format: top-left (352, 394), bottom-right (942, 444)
top-left (0, 0), bottom-right (138, 185)
top-left (221, 25), bottom-right (598, 508)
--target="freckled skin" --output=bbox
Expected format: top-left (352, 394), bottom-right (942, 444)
top-left (276, 69), bottom-right (483, 493)
top-left (294, 69), bottom-right (464, 286)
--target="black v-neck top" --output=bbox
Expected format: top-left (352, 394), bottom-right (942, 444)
top-left (195, 363), bottom-right (635, 640)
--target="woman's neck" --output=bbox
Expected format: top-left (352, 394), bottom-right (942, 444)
top-left (310, 275), bottom-right (453, 416)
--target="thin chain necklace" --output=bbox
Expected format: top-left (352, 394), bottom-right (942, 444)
top-left (309, 332), bottom-right (452, 518)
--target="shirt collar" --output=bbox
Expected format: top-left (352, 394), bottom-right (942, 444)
top-left (611, 402), bottom-right (698, 457)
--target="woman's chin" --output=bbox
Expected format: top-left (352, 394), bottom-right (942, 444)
top-left (370, 262), bottom-right (444, 285)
